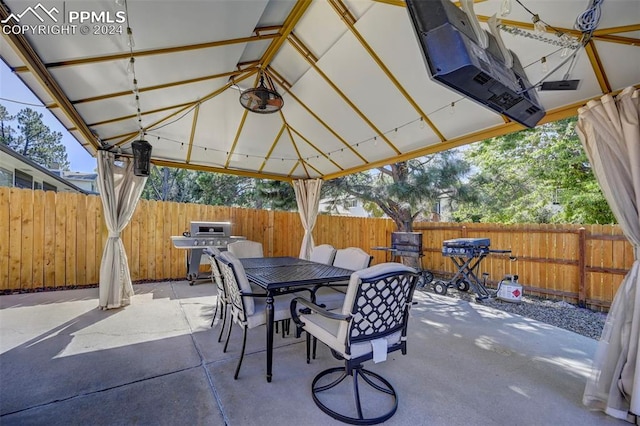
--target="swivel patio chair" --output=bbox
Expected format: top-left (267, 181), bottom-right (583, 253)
top-left (227, 240), bottom-right (264, 258)
top-left (291, 262), bottom-right (419, 425)
top-left (309, 244), bottom-right (337, 265)
top-left (216, 251), bottom-right (298, 380)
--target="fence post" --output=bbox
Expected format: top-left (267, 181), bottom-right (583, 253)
top-left (578, 227), bottom-right (587, 308)
top-left (461, 225), bottom-right (467, 238)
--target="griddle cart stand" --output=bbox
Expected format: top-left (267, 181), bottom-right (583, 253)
top-left (435, 238), bottom-right (511, 302)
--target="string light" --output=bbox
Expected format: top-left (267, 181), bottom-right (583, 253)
top-left (121, 1), bottom-right (143, 136)
top-left (560, 34), bottom-right (573, 57)
top-left (449, 102), bottom-right (456, 115)
top-left (126, 26), bottom-right (135, 48)
top-left (146, 96), bottom-right (466, 163)
top-left (500, 0), bottom-right (511, 16)
top-left (531, 14), bottom-right (547, 34)
top-left (541, 56), bottom-right (548, 73)
top-left (126, 57), bottom-right (135, 75)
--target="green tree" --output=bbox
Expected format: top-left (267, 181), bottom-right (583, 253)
top-left (324, 150), bottom-right (472, 231)
top-left (254, 179), bottom-right (297, 210)
top-left (141, 165), bottom-right (199, 202)
top-left (452, 117), bottom-right (614, 224)
top-left (0, 105), bottom-right (17, 146)
top-left (193, 172), bottom-right (255, 206)
top-left (1, 106), bottom-right (70, 169)
top-left (139, 166), bottom-right (299, 210)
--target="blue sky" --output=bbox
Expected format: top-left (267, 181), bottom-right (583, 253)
top-left (0, 61), bottom-right (97, 172)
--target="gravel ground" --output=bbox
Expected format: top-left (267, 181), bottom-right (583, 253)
top-left (418, 282), bottom-right (607, 340)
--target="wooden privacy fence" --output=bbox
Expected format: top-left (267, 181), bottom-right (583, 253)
top-left (0, 187), bottom-right (633, 311)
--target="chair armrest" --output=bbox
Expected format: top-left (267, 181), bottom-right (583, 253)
top-left (290, 297), bottom-right (350, 328)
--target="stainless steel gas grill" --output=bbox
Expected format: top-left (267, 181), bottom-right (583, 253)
top-left (170, 221), bottom-right (246, 284)
top-left (434, 238), bottom-right (511, 301)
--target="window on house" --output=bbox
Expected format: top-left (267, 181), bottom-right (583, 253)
top-left (14, 170), bottom-right (33, 189)
top-left (344, 199), bottom-right (358, 208)
top-left (0, 167), bottom-right (13, 187)
top-left (433, 201), bottom-right (441, 215)
top-left (33, 181), bottom-right (43, 190)
top-left (43, 182), bottom-right (57, 192)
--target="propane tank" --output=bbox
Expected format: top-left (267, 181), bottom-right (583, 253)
top-left (496, 274), bottom-right (523, 303)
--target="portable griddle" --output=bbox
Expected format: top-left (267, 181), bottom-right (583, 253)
top-left (434, 238), bottom-right (511, 301)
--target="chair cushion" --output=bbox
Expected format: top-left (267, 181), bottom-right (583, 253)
top-left (309, 244), bottom-right (336, 265)
top-left (300, 312), bottom-right (403, 360)
top-left (336, 263), bottom-right (416, 350)
top-left (217, 251), bottom-right (255, 315)
top-left (206, 246), bottom-right (222, 257)
top-left (333, 247), bottom-right (371, 270)
top-left (313, 286), bottom-right (346, 311)
top-left (302, 263), bottom-right (416, 360)
top-left (228, 240), bottom-right (264, 258)
top-left (206, 247), bottom-right (225, 294)
top-left (246, 292), bottom-right (304, 329)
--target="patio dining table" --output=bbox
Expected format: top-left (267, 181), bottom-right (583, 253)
top-left (240, 256), bottom-right (354, 382)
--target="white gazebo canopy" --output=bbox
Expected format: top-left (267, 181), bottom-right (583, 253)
top-left (1, 0), bottom-right (638, 183)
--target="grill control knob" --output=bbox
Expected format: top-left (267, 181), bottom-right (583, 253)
top-left (194, 240), bottom-right (199, 246)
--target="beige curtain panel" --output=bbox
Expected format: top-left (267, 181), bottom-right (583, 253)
top-left (96, 151), bottom-right (148, 309)
top-left (293, 179), bottom-right (323, 260)
top-left (578, 87), bottom-right (640, 422)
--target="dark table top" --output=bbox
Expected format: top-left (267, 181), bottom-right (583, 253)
top-left (239, 256), bottom-right (314, 269)
top-left (240, 256), bottom-right (354, 290)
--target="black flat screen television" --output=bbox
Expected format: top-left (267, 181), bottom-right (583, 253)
top-left (406, 0), bottom-right (545, 128)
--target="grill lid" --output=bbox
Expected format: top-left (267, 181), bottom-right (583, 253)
top-left (190, 221), bottom-right (232, 237)
top-left (391, 232), bottom-right (423, 252)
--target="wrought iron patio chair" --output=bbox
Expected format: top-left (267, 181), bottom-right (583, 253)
top-left (291, 262), bottom-right (419, 425)
top-left (205, 247), bottom-right (229, 343)
top-left (216, 251), bottom-right (299, 380)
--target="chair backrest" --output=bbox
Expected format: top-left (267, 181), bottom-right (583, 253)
top-left (309, 244), bottom-right (337, 265)
top-left (206, 247), bottom-right (225, 298)
top-left (216, 251), bottom-right (256, 317)
top-left (227, 240), bottom-right (264, 258)
top-left (337, 263), bottom-right (418, 352)
top-left (333, 247), bottom-right (372, 270)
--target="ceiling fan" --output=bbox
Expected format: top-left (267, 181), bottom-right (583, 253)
top-left (239, 71), bottom-right (284, 114)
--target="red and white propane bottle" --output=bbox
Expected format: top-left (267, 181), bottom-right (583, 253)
top-left (496, 274), bottom-right (523, 303)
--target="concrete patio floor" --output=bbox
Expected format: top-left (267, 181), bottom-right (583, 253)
top-left (0, 281), bottom-right (626, 425)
